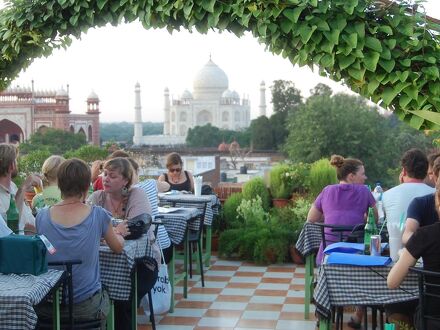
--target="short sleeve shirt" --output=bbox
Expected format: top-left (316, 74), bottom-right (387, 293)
top-left (36, 205), bottom-right (110, 303)
top-left (407, 193), bottom-right (439, 227)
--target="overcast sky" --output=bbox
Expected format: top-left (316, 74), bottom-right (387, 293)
top-left (4, 1), bottom-right (440, 123)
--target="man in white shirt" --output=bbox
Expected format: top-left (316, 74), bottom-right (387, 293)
top-left (0, 144), bottom-right (40, 232)
top-left (382, 148), bottom-right (435, 226)
top-left (0, 214), bottom-right (12, 237)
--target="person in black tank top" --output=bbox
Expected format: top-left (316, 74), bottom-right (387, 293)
top-left (158, 152), bottom-right (194, 192)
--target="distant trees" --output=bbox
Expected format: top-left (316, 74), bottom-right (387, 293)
top-left (19, 128), bottom-right (87, 155)
top-left (100, 122), bottom-right (163, 143)
top-left (284, 90), bottom-right (434, 186)
top-left (186, 124), bottom-right (250, 148)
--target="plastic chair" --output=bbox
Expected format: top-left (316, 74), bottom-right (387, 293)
top-left (37, 260), bottom-right (103, 330)
top-left (410, 267), bottom-right (440, 330)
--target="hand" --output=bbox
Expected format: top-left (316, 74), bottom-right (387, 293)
top-left (114, 220), bottom-right (130, 237)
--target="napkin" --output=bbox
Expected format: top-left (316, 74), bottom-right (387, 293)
top-left (327, 252), bottom-right (392, 266)
top-left (324, 242), bottom-right (388, 255)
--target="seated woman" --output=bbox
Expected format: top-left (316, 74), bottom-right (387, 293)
top-left (307, 154), bottom-right (375, 263)
top-left (158, 152), bottom-right (194, 192)
top-left (387, 181), bottom-right (440, 330)
top-left (32, 155), bottom-right (65, 213)
top-left (307, 155), bottom-right (375, 329)
top-left (35, 158), bottom-right (125, 327)
top-left (88, 157), bottom-right (152, 330)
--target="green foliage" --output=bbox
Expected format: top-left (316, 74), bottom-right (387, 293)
top-left (186, 124), bottom-right (250, 148)
top-left (223, 192), bottom-right (244, 229)
top-left (242, 177), bottom-right (270, 211)
top-left (18, 149), bottom-right (52, 175)
top-left (269, 164), bottom-right (292, 199)
top-left (250, 116), bottom-right (275, 150)
top-left (309, 158), bottom-right (338, 198)
top-left (64, 144), bottom-right (108, 163)
top-left (100, 122), bottom-right (163, 143)
top-left (1, 1), bottom-right (440, 128)
top-left (236, 196), bottom-right (269, 226)
top-left (19, 128), bottom-right (86, 155)
top-left (286, 162), bottom-right (310, 193)
top-left (285, 90), bottom-right (434, 187)
top-left (270, 80), bottom-right (303, 114)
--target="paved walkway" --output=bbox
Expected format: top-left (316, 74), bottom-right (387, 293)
top-left (137, 255), bottom-right (317, 329)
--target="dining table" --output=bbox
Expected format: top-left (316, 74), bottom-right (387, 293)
top-left (99, 233), bottom-right (154, 330)
top-left (295, 221), bottom-right (322, 319)
top-left (314, 263), bottom-right (419, 330)
top-left (158, 193), bottom-right (221, 267)
top-left (0, 269), bottom-right (65, 330)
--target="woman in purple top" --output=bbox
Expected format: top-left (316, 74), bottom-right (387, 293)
top-left (307, 154), bottom-right (375, 328)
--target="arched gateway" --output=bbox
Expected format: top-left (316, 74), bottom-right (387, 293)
top-left (0, 1), bottom-right (439, 129)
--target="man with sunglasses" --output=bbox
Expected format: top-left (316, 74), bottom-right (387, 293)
top-left (158, 152), bottom-right (194, 193)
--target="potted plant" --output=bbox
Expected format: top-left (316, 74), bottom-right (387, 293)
top-left (287, 162), bottom-right (310, 202)
top-left (269, 164), bottom-right (292, 207)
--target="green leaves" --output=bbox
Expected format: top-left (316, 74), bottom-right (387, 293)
top-left (364, 36), bottom-right (382, 53)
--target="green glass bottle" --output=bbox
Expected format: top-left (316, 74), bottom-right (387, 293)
top-left (364, 207), bottom-right (377, 254)
top-left (6, 195), bottom-right (19, 233)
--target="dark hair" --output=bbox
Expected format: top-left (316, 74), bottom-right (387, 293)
top-left (330, 154), bottom-right (363, 181)
top-left (57, 158), bottom-right (91, 199)
top-left (0, 144), bottom-right (17, 177)
top-left (433, 157), bottom-right (440, 179)
top-left (166, 152), bottom-right (183, 169)
top-left (428, 150), bottom-right (440, 168)
top-left (104, 157), bottom-right (133, 188)
top-left (401, 148), bottom-right (428, 180)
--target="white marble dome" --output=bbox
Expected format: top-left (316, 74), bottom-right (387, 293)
top-left (87, 90), bottom-right (99, 100)
top-left (181, 89), bottom-right (193, 99)
top-left (222, 89), bottom-right (233, 98)
top-left (193, 59), bottom-right (229, 92)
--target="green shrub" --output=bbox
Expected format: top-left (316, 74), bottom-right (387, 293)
top-left (269, 164), bottom-right (292, 199)
top-left (287, 162), bottom-right (310, 193)
top-left (18, 149), bottom-right (52, 176)
top-left (242, 177), bottom-right (270, 211)
top-left (64, 144), bottom-right (108, 162)
top-left (236, 196), bottom-right (269, 226)
top-left (309, 158), bottom-right (337, 198)
top-left (223, 192), bottom-right (244, 229)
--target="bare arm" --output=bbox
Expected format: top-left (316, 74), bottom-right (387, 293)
top-left (158, 174), bottom-right (166, 182)
top-left (402, 218), bottom-right (419, 245)
top-left (104, 223), bottom-right (124, 253)
top-left (307, 204), bottom-right (323, 223)
top-left (387, 248), bottom-right (417, 289)
top-left (156, 180), bottom-right (170, 193)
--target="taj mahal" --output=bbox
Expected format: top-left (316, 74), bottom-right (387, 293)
top-left (133, 58), bottom-right (267, 146)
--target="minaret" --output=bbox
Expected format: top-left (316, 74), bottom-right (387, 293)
top-left (259, 81), bottom-right (267, 117)
top-left (133, 82), bottom-right (143, 145)
top-left (164, 87), bottom-right (170, 135)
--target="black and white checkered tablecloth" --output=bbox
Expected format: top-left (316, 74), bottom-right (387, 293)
top-left (158, 194), bottom-right (220, 226)
top-left (99, 234), bottom-right (152, 301)
top-left (0, 269), bottom-right (64, 330)
top-left (314, 264), bottom-right (419, 319)
top-left (296, 222), bottom-right (322, 257)
top-left (159, 208), bottom-right (202, 245)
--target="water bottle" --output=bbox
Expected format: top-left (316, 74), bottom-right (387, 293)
top-left (373, 182), bottom-right (384, 222)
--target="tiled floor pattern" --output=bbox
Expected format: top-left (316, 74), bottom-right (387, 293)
top-left (137, 255), bottom-right (317, 330)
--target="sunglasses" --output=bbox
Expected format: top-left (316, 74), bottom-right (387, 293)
top-left (169, 168), bottom-right (182, 173)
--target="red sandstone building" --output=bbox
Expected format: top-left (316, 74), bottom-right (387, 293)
top-left (0, 84), bottom-right (100, 145)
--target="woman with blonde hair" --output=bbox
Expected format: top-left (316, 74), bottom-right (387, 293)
top-left (32, 155), bottom-right (65, 212)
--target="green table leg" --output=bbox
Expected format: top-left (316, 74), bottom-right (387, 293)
top-left (203, 225), bottom-right (212, 267)
top-left (183, 233), bottom-right (188, 298)
top-left (304, 253), bottom-right (315, 319)
top-left (131, 266), bottom-right (138, 330)
top-left (106, 301), bottom-right (114, 330)
top-left (168, 247), bottom-right (175, 313)
top-left (52, 287), bottom-right (60, 330)
top-left (319, 318), bottom-right (331, 330)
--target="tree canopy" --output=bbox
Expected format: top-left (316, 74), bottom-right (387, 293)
top-left (284, 91), bottom-right (434, 186)
top-left (1, 0), bottom-right (440, 129)
top-left (186, 124), bottom-right (250, 148)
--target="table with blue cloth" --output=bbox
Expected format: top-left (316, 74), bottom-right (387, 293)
top-left (0, 269), bottom-right (64, 330)
top-left (314, 264), bottom-right (419, 330)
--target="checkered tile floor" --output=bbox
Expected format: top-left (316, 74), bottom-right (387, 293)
top-left (137, 255), bottom-right (317, 330)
